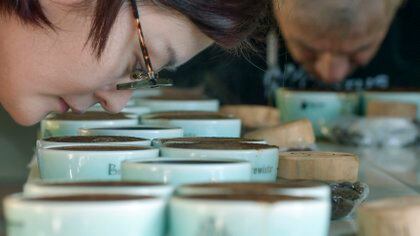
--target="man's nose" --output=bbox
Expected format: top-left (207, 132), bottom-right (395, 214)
top-left (314, 53), bottom-right (351, 83)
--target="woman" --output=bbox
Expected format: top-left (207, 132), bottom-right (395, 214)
top-left (0, 0), bottom-right (269, 125)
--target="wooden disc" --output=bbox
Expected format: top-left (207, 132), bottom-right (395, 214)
top-left (220, 105), bottom-right (280, 130)
top-left (278, 151), bottom-right (359, 182)
top-left (357, 196), bottom-right (420, 236)
top-left (367, 101), bottom-right (417, 119)
top-left (244, 119), bottom-right (315, 149)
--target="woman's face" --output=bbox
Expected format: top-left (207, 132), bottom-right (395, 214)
top-left (0, 1), bottom-right (213, 126)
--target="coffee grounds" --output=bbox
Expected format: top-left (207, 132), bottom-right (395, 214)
top-left (159, 137), bottom-right (263, 144)
top-left (47, 112), bottom-right (130, 120)
top-left (165, 142), bottom-right (278, 150)
top-left (91, 127), bottom-right (176, 130)
top-left (138, 160), bottom-right (235, 165)
top-left (44, 136), bottom-right (145, 143)
top-left (26, 194), bottom-right (153, 202)
top-left (329, 182), bottom-right (369, 220)
top-left (181, 194), bottom-right (313, 203)
top-left (52, 146), bottom-right (149, 151)
top-left (147, 111), bottom-right (233, 120)
top-left (39, 181), bottom-right (162, 187)
top-left (187, 181), bottom-right (324, 190)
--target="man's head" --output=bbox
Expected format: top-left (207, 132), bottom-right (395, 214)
top-left (274, 0), bottom-right (403, 83)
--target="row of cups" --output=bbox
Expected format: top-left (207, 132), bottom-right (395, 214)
top-left (15, 92), bottom-right (332, 236)
top-left (37, 136), bottom-right (278, 183)
top-left (41, 111), bottom-right (242, 138)
top-left (5, 181), bottom-right (331, 236)
top-left (277, 88), bottom-right (420, 135)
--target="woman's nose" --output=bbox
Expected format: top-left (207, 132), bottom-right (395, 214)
top-left (314, 53), bottom-right (351, 83)
top-left (94, 87), bottom-right (133, 113)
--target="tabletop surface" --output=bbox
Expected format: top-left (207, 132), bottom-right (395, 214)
top-left (319, 142), bottom-right (419, 236)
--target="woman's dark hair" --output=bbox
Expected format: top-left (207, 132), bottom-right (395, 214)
top-left (0, 0), bottom-right (270, 56)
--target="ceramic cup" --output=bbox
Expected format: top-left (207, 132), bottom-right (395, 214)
top-left (141, 111), bottom-right (241, 137)
top-left (38, 145), bottom-right (159, 181)
top-left (160, 142), bottom-right (279, 182)
top-left (80, 125), bottom-right (183, 140)
top-left (88, 103), bottom-right (151, 116)
top-left (132, 88), bottom-right (163, 98)
top-left (40, 112), bottom-right (138, 138)
top-left (135, 96), bottom-right (219, 112)
top-left (170, 192), bottom-right (330, 236)
top-left (362, 91), bottom-right (420, 119)
top-left (29, 136), bottom-right (151, 183)
top-left (23, 180), bottom-right (173, 198)
top-left (4, 193), bottom-right (165, 236)
top-left (38, 135), bottom-right (151, 148)
top-left (121, 158), bottom-right (251, 185)
top-left (174, 181), bottom-right (330, 200)
top-left (276, 88), bottom-right (359, 136)
top-left (151, 137), bottom-right (266, 148)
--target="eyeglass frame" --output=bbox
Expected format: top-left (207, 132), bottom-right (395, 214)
top-left (116, 0), bottom-right (172, 90)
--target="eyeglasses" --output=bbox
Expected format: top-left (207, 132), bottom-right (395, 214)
top-left (116, 0), bottom-right (173, 90)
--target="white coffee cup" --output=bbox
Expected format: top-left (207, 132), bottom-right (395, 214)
top-left (151, 137), bottom-right (266, 148)
top-left (161, 142), bottom-right (279, 182)
top-left (38, 145), bottom-right (159, 181)
top-left (40, 112), bottom-right (138, 138)
top-left (170, 193), bottom-right (330, 236)
top-left (121, 158), bottom-right (252, 185)
top-left (23, 180), bottom-right (173, 198)
top-left (80, 125), bottom-right (184, 140)
top-left (4, 193), bottom-right (165, 236)
top-left (135, 96), bottom-right (219, 112)
top-left (141, 111), bottom-right (241, 137)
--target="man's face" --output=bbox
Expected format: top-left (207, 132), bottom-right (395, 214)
top-left (274, 1), bottom-right (391, 83)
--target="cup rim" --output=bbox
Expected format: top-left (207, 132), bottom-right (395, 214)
top-left (41, 135), bottom-right (149, 142)
top-left (81, 125), bottom-right (183, 131)
top-left (44, 112), bottom-right (138, 121)
top-left (26, 180), bottom-right (168, 187)
top-left (40, 145), bottom-right (158, 153)
top-left (161, 143), bottom-right (279, 151)
top-left (123, 157), bottom-right (250, 166)
top-left (177, 181), bottom-right (328, 190)
top-left (171, 193), bottom-right (316, 204)
top-left (6, 193), bottom-right (160, 204)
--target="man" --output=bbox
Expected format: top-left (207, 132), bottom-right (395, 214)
top-left (164, 0), bottom-right (419, 104)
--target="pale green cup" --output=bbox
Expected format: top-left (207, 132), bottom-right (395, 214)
top-left (170, 192), bottom-right (330, 236)
top-left (4, 193), bottom-right (165, 236)
top-left (135, 96), bottom-right (219, 112)
top-left (160, 142), bottom-right (279, 182)
top-left (121, 157), bottom-right (252, 185)
top-left (276, 88), bottom-right (359, 136)
top-left (38, 145), bottom-right (159, 181)
top-left (80, 125), bottom-right (183, 140)
top-left (141, 111), bottom-right (241, 137)
top-left (40, 112), bottom-right (138, 138)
